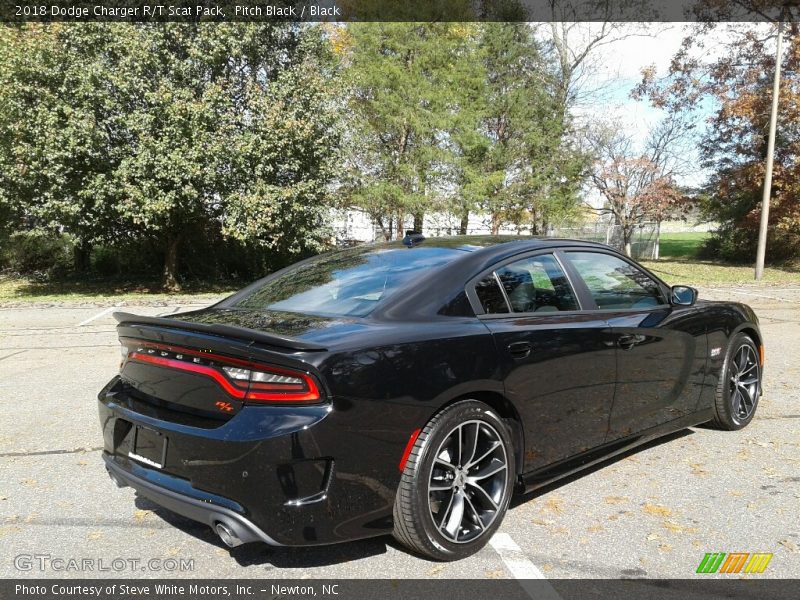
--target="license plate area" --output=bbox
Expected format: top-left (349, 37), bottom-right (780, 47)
top-left (128, 425), bottom-right (167, 469)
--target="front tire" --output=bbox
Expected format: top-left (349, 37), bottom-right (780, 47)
top-left (711, 332), bottom-right (762, 430)
top-left (392, 400), bottom-right (515, 561)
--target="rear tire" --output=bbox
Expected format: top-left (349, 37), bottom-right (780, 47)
top-left (710, 332), bottom-right (761, 430)
top-left (392, 400), bottom-right (515, 561)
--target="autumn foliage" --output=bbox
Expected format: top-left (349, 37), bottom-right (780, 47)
top-left (636, 21), bottom-right (800, 263)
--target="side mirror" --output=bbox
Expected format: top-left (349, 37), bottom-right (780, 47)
top-left (671, 285), bottom-right (697, 306)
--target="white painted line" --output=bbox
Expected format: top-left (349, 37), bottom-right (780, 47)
top-left (708, 288), bottom-right (800, 303)
top-left (77, 306), bottom-right (119, 327)
top-left (490, 533), bottom-right (561, 599)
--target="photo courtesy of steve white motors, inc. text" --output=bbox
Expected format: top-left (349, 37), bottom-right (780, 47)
top-left (14, 583), bottom-right (340, 597)
top-left (12, 3), bottom-right (343, 18)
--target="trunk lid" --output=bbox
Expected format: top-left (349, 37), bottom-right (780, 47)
top-left (114, 310), bottom-right (329, 419)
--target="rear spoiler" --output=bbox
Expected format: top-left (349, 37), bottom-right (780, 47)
top-left (113, 312), bottom-right (326, 352)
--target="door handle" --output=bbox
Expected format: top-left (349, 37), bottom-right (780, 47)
top-left (617, 334), bottom-right (642, 350)
top-left (508, 341), bottom-right (532, 359)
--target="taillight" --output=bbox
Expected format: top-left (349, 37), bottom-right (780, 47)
top-left (120, 339), bottom-right (321, 403)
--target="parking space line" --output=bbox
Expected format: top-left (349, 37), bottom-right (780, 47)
top-left (490, 533), bottom-right (561, 599)
top-left (77, 306), bottom-right (119, 326)
top-left (0, 350), bottom-right (26, 362)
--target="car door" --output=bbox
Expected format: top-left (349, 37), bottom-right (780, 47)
top-left (468, 251), bottom-right (617, 472)
top-left (561, 250), bottom-right (707, 439)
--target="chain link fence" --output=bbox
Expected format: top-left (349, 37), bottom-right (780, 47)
top-left (547, 222), bottom-right (659, 259)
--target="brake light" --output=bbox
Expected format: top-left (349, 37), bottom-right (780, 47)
top-left (120, 339), bottom-right (321, 403)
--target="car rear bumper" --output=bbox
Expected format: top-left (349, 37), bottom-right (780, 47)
top-left (103, 453), bottom-right (282, 547)
top-left (97, 376), bottom-right (410, 546)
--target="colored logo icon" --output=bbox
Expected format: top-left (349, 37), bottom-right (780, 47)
top-left (696, 552), bottom-right (773, 574)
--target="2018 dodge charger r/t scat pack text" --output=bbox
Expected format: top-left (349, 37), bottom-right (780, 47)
top-left (98, 235), bottom-right (763, 560)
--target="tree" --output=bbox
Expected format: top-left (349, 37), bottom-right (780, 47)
top-left (455, 23), bottom-right (570, 235)
top-left (587, 120), bottom-right (687, 256)
top-left (0, 23), bottom-right (340, 288)
top-left (340, 23), bottom-right (474, 240)
top-left (635, 19), bottom-right (800, 262)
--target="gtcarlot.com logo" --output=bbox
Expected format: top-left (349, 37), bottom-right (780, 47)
top-left (14, 554), bottom-right (194, 573)
top-left (696, 552), bottom-right (773, 574)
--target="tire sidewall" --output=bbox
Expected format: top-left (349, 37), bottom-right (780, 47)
top-left (719, 333), bottom-right (761, 429)
top-left (404, 401), bottom-right (516, 560)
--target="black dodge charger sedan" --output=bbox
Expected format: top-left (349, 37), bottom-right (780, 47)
top-left (98, 235), bottom-right (763, 560)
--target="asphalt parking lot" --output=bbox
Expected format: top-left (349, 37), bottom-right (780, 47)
top-left (1, 284), bottom-right (799, 580)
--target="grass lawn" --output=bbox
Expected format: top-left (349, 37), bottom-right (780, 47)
top-left (644, 233), bottom-right (799, 285)
top-left (641, 260), bottom-right (800, 286)
top-left (657, 231), bottom-right (710, 259)
top-left (0, 275), bottom-right (236, 305)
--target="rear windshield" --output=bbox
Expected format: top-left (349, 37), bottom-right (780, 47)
top-left (230, 245), bottom-right (467, 317)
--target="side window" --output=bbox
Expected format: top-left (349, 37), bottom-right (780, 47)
top-left (475, 275), bottom-right (509, 314)
top-left (495, 254), bottom-right (578, 313)
top-left (565, 252), bottom-right (664, 309)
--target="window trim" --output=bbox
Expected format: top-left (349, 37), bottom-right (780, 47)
top-left (560, 249), bottom-right (671, 312)
top-left (466, 249), bottom-right (586, 318)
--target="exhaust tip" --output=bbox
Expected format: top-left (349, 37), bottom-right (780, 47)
top-left (215, 522), bottom-right (243, 548)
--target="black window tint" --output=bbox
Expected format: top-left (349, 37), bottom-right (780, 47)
top-left (233, 246), bottom-right (466, 317)
top-left (566, 252), bottom-right (664, 309)
top-left (495, 254), bottom-right (578, 313)
top-left (475, 275), bottom-right (509, 314)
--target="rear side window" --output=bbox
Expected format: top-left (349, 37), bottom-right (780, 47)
top-left (475, 275), bottom-right (509, 314)
top-left (476, 254), bottom-right (578, 314)
top-left (565, 251), bottom-right (664, 309)
top-left (495, 255), bottom-right (578, 313)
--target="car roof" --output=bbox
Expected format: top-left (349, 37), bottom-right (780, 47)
top-left (371, 235), bottom-right (620, 320)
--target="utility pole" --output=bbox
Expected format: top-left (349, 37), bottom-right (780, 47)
top-left (755, 20), bottom-right (784, 280)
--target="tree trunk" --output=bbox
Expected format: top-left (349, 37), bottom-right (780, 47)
top-left (73, 242), bottom-right (92, 273)
top-left (459, 210), bottom-right (469, 235)
top-left (623, 227), bottom-right (633, 257)
top-left (395, 212), bottom-right (404, 240)
top-left (413, 212), bottom-right (424, 233)
top-left (162, 236), bottom-right (181, 291)
top-left (491, 212), bottom-right (501, 236)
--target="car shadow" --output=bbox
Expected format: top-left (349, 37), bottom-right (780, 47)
top-left (133, 496), bottom-right (391, 568)
top-left (134, 428), bottom-right (694, 569)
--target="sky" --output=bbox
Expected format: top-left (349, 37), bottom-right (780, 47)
top-left (576, 22), bottom-right (775, 189)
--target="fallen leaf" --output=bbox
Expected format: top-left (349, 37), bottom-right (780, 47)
top-left (646, 533), bottom-right (661, 541)
top-left (588, 524), bottom-right (605, 533)
top-left (540, 496), bottom-right (565, 515)
top-left (689, 463), bottom-right (709, 477)
top-left (87, 531), bottom-right (103, 540)
top-left (658, 543), bottom-right (673, 552)
top-left (779, 539), bottom-right (799, 553)
top-left (133, 510), bottom-right (151, 522)
top-left (604, 496), bottom-right (628, 505)
top-left (643, 503), bottom-right (674, 517)
top-left (428, 565), bottom-right (445, 577)
top-left (484, 569), bottom-right (505, 579)
top-left (662, 521), bottom-right (699, 534)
